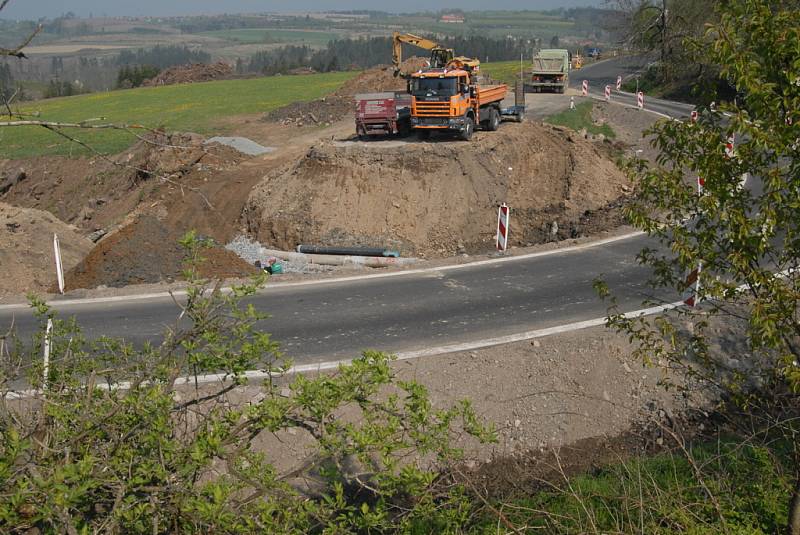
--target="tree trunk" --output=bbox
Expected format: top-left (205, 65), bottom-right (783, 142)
top-left (789, 474), bottom-right (800, 535)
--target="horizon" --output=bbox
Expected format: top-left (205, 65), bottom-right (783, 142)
top-left (1, 1), bottom-right (605, 20)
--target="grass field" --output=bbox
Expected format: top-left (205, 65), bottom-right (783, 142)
top-left (481, 60), bottom-right (528, 87)
top-left (545, 101), bottom-right (616, 139)
top-left (468, 439), bottom-right (790, 533)
top-left (200, 28), bottom-right (342, 46)
top-left (1, 72), bottom-right (356, 159)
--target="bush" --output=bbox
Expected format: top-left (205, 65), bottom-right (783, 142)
top-left (0, 233), bottom-right (495, 533)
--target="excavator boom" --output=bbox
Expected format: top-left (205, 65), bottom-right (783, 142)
top-left (392, 31), bottom-right (454, 76)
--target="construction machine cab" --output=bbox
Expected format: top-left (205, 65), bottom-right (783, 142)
top-left (429, 48), bottom-right (454, 69)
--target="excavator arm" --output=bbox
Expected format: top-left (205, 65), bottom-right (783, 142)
top-left (392, 31), bottom-right (454, 76)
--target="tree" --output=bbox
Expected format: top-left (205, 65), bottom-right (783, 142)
top-left (550, 35), bottom-right (560, 48)
top-left (605, 0), bottom-right (716, 81)
top-left (597, 1), bottom-right (800, 532)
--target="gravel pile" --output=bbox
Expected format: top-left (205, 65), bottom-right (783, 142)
top-left (225, 235), bottom-right (335, 274)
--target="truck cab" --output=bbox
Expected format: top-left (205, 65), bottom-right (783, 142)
top-left (409, 67), bottom-right (507, 140)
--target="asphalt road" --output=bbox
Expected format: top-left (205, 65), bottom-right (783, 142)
top-left (570, 56), bottom-right (695, 119)
top-left (0, 57), bottom-right (684, 366)
top-left (0, 235), bottom-right (673, 365)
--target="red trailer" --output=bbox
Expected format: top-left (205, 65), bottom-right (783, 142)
top-left (355, 92), bottom-right (412, 138)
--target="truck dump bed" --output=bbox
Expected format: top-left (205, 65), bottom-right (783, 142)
top-left (532, 57), bottom-right (566, 74)
top-left (475, 84), bottom-right (508, 106)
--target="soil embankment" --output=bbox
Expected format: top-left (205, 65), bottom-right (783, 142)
top-left (244, 121), bottom-right (632, 257)
top-left (0, 203), bottom-right (93, 297)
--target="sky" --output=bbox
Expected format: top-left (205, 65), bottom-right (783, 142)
top-left (1, 1), bottom-right (604, 19)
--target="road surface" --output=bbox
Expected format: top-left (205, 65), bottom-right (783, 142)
top-left (570, 56), bottom-right (695, 119)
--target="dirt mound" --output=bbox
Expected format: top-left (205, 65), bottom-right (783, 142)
top-left (144, 62), bottom-right (234, 86)
top-left (263, 95), bottom-right (352, 127)
top-left (0, 132), bottom-right (245, 236)
top-left (335, 57), bottom-right (428, 96)
top-left (263, 58), bottom-right (428, 127)
top-left (0, 202), bottom-right (93, 297)
top-left (244, 122), bottom-right (632, 257)
top-left (63, 215), bottom-right (258, 290)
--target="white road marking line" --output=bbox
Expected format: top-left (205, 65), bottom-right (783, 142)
top-left (0, 231), bottom-right (646, 311)
top-left (4, 300), bottom-right (684, 399)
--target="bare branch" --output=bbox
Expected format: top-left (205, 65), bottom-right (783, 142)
top-left (0, 23), bottom-right (42, 59)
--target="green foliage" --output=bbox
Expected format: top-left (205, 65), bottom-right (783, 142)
top-left (0, 232), bottom-right (494, 533)
top-left (116, 45), bottom-right (211, 70)
top-left (546, 101), bottom-right (616, 139)
top-left (469, 440), bottom-right (792, 533)
top-left (598, 1), bottom-right (800, 530)
top-left (0, 71), bottom-right (356, 159)
top-left (116, 64), bottom-right (160, 89)
top-left (42, 80), bottom-right (88, 99)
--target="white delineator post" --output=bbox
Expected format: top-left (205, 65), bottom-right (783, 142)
top-left (616, 75), bottom-right (622, 91)
top-left (496, 203), bottom-right (510, 252)
top-left (604, 84), bottom-right (611, 101)
top-left (43, 318), bottom-right (53, 389)
top-left (581, 80), bottom-right (588, 96)
top-left (683, 262), bottom-right (703, 307)
top-left (53, 233), bottom-right (65, 294)
top-left (570, 96), bottom-right (575, 110)
top-left (637, 91), bottom-right (644, 110)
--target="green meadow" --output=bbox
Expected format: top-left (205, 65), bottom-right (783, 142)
top-left (2, 71), bottom-right (356, 159)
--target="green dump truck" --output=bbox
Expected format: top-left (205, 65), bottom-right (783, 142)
top-left (526, 49), bottom-right (570, 94)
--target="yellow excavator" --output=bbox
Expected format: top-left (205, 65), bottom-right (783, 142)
top-left (392, 32), bottom-right (483, 77)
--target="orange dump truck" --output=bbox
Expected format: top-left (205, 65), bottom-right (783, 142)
top-left (408, 62), bottom-right (523, 141)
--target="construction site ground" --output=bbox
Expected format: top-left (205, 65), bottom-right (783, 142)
top-left (0, 78), bottom-right (712, 490)
top-left (0, 76), bottom-right (658, 300)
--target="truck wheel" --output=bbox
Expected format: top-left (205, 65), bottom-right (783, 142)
top-left (417, 129), bottom-right (431, 141)
top-left (516, 110), bottom-right (525, 123)
top-left (487, 108), bottom-right (500, 131)
top-left (460, 116), bottom-right (474, 141)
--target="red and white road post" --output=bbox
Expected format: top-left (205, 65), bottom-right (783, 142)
top-left (616, 75), bottom-right (622, 91)
top-left (724, 134), bottom-right (735, 159)
top-left (604, 84), bottom-right (611, 101)
top-left (637, 91), bottom-right (644, 110)
top-left (690, 110), bottom-right (698, 123)
top-left (581, 80), bottom-right (588, 96)
top-left (496, 203), bottom-right (510, 252)
top-left (683, 262), bottom-right (703, 307)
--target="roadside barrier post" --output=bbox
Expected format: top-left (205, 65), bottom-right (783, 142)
top-left (496, 203), bottom-right (510, 252)
top-left (637, 91), bottom-right (644, 110)
top-left (604, 85), bottom-right (611, 101)
top-left (581, 80), bottom-right (588, 97)
top-left (616, 75), bottom-right (622, 91)
top-left (53, 233), bottom-right (65, 294)
top-left (725, 134), bottom-right (735, 159)
top-left (691, 110), bottom-right (698, 123)
top-left (570, 96), bottom-right (575, 110)
top-left (43, 319), bottom-right (52, 390)
top-left (683, 262), bottom-right (703, 307)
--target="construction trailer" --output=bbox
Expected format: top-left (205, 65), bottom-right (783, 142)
top-left (354, 92), bottom-right (412, 138)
